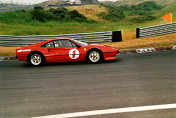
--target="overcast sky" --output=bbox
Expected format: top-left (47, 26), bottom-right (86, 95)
top-left (0, 0), bottom-right (119, 4)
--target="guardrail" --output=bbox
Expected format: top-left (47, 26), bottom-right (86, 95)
top-left (136, 22), bottom-right (176, 38)
top-left (0, 31), bottom-right (121, 46)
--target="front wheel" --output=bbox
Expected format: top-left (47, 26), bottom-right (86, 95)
top-left (87, 50), bottom-right (103, 63)
top-left (29, 53), bottom-right (44, 66)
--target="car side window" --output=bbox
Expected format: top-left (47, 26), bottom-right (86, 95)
top-left (44, 41), bottom-right (54, 47)
top-left (59, 40), bottom-right (73, 48)
top-left (43, 40), bottom-right (78, 48)
top-left (70, 41), bottom-right (77, 47)
top-left (54, 40), bottom-right (62, 47)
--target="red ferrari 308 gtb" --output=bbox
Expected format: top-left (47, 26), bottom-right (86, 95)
top-left (16, 38), bottom-right (119, 66)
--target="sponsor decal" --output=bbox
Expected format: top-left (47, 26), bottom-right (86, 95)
top-left (69, 49), bottom-right (79, 59)
top-left (136, 48), bottom-right (156, 53)
top-left (17, 49), bottom-right (31, 52)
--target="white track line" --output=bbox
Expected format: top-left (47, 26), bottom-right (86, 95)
top-left (32, 103), bottom-right (176, 118)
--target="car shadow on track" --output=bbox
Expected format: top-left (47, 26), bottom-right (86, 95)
top-left (21, 59), bottom-right (121, 67)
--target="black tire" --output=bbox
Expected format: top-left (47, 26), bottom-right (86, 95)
top-left (87, 49), bottom-right (103, 63)
top-left (28, 53), bottom-right (44, 66)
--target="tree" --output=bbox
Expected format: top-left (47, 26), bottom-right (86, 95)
top-left (98, 5), bottom-right (125, 21)
top-left (31, 6), bottom-right (46, 22)
top-left (137, 1), bottom-right (163, 11)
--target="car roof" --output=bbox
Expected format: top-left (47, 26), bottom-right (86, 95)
top-left (48, 38), bottom-right (71, 41)
top-left (27, 38), bottom-right (72, 47)
top-left (43, 38), bottom-right (73, 44)
top-left (41, 38), bottom-right (82, 46)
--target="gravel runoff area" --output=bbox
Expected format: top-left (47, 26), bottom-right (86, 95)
top-left (0, 45), bottom-right (175, 61)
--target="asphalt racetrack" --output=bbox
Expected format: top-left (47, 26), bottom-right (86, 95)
top-left (0, 50), bottom-right (176, 118)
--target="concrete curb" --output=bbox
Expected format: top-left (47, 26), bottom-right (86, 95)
top-left (119, 45), bottom-right (175, 54)
top-left (0, 57), bottom-right (5, 61)
top-left (0, 56), bottom-right (17, 61)
top-left (3, 56), bottom-right (17, 60)
top-left (0, 45), bottom-right (176, 61)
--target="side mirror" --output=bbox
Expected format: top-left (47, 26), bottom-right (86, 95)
top-left (76, 45), bottom-right (81, 48)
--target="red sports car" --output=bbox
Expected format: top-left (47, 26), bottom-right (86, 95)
top-left (16, 38), bottom-right (119, 66)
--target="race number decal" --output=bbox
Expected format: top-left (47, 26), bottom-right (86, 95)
top-left (69, 49), bottom-right (79, 59)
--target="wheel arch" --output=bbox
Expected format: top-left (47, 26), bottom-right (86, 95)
top-left (27, 51), bottom-right (45, 62)
top-left (86, 48), bottom-right (104, 61)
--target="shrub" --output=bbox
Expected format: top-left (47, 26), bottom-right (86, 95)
top-left (70, 10), bottom-right (87, 22)
top-left (137, 1), bottom-right (163, 11)
top-left (119, 5), bottom-right (130, 11)
top-left (31, 8), bottom-right (46, 22)
top-left (134, 10), bottom-right (152, 16)
top-left (30, 6), bottom-right (93, 23)
top-left (130, 15), bottom-right (156, 23)
top-left (98, 1), bottom-right (163, 22)
top-left (125, 1), bottom-right (163, 16)
top-left (34, 6), bottom-right (44, 10)
top-left (98, 5), bottom-right (125, 21)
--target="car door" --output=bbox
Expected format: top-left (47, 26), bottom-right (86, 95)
top-left (42, 41), bottom-right (57, 62)
top-left (54, 39), bottom-right (84, 62)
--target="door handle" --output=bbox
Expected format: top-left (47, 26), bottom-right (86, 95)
top-left (47, 48), bottom-right (52, 51)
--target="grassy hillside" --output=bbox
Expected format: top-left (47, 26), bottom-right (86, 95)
top-left (67, 5), bottom-right (107, 22)
top-left (68, 3), bottom-right (176, 23)
top-left (113, 0), bottom-right (176, 6)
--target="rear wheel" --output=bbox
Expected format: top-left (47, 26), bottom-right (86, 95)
top-left (29, 53), bottom-right (44, 66)
top-left (87, 50), bottom-right (103, 63)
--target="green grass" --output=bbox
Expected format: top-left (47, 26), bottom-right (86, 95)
top-left (0, 10), bottom-right (33, 24)
top-left (0, 20), bottom-right (168, 36)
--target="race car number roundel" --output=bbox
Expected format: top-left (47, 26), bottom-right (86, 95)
top-left (69, 49), bottom-right (79, 59)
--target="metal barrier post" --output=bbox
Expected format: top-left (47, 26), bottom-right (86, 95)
top-left (112, 31), bottom-right (122, 42)
top-left (136, 28), bottom-right (140, 38)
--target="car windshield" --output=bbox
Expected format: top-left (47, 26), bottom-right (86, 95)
top-left (72, 39), bottom-right (88, 46)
